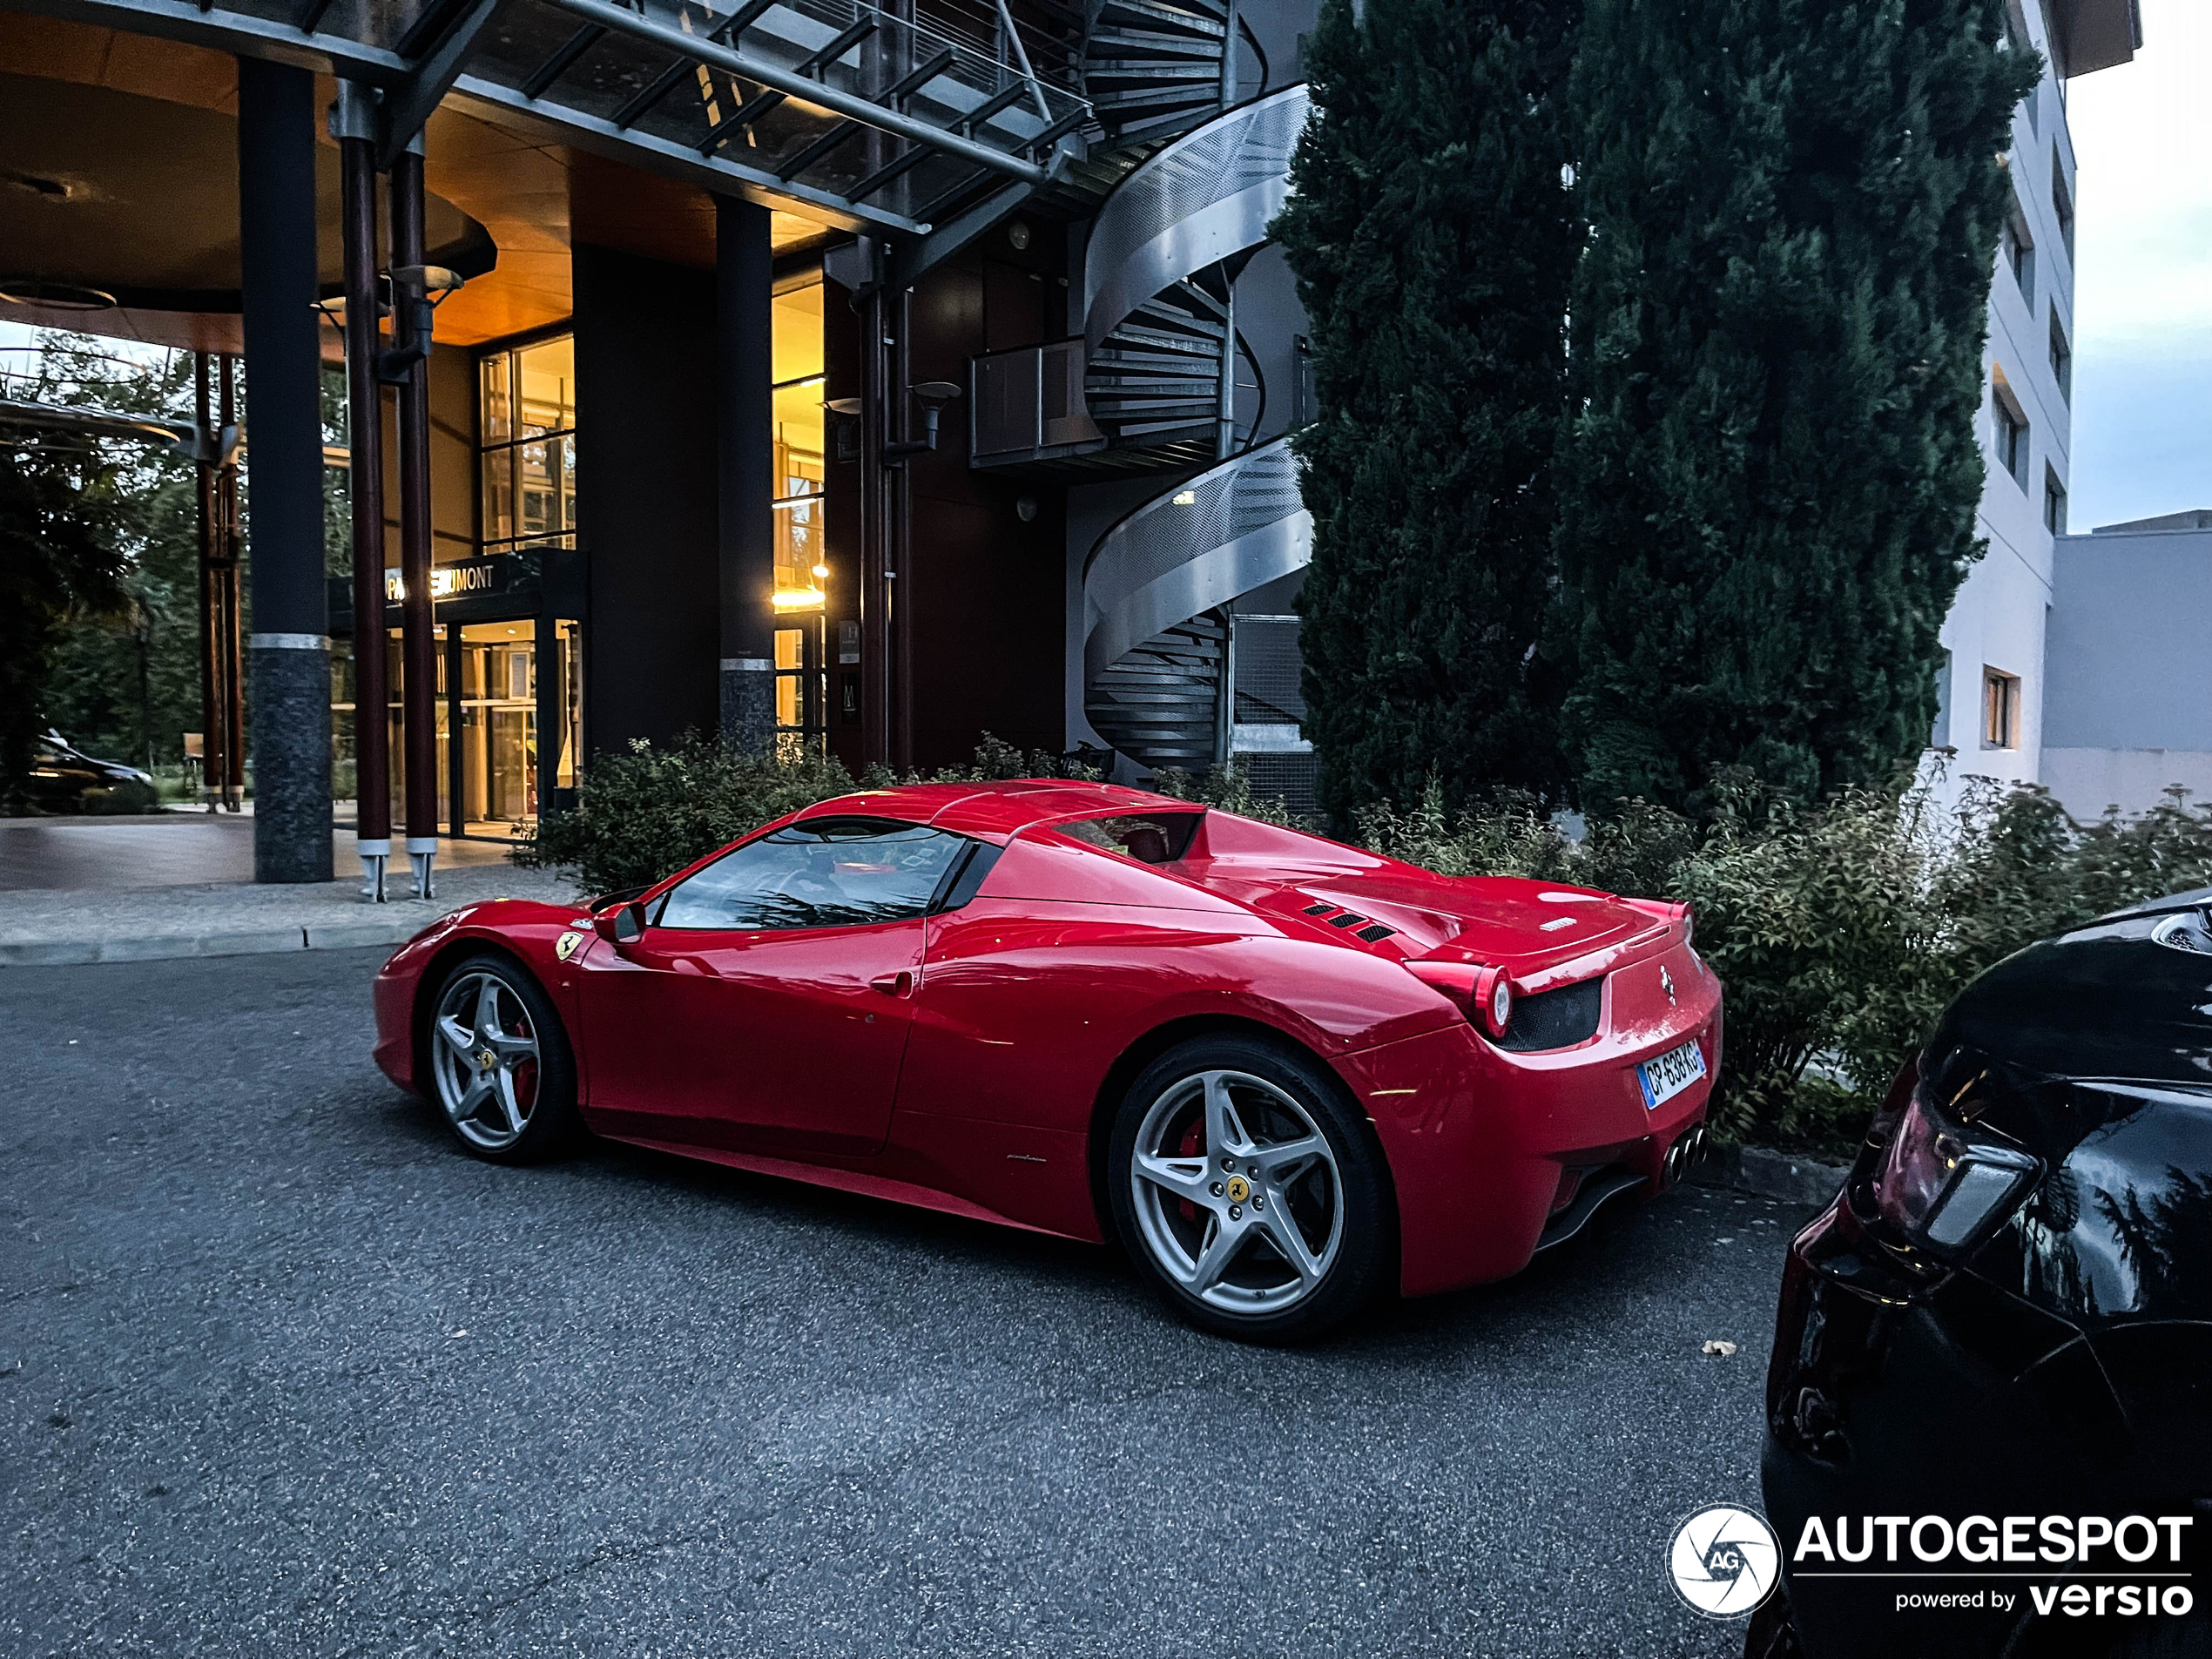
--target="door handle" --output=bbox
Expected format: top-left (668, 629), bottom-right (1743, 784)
top-left (869, 969), bottom-right (914, 998)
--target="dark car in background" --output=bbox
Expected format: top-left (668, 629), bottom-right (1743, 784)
top-left (23, 731), bottom-right (157, 814)
top-left (1751, 890), bottom-right (2212, 1659)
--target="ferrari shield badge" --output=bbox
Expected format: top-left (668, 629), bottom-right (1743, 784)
top-left (555, 929), bottom-right (586, 962)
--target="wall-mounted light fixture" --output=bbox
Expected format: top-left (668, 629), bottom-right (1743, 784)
top-left (883, 381), bottom-right (962, 465)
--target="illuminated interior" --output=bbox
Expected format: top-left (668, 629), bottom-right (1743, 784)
top-left (479, 335), bottom-right (577, 558)
top-left (773, 279), bottom-right (826, 610)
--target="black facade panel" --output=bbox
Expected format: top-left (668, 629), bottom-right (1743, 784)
top-left (574, 243), bottom-right (720, 755)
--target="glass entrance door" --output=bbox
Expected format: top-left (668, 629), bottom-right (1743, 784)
top-left (457, 621), bottom-right (537, 836)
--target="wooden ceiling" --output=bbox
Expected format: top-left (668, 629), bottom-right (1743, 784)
top-left (0, 12), bottom-right (827, 353)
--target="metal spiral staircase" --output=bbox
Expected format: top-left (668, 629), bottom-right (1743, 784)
top-left (1077, 83), bottom-right (1315, 786)
top-left (1086, 0), bottom-right (1260, 145)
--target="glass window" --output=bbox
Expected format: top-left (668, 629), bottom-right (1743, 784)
top-left (1052, 813), bottom-right (1204, 865)
top-left (478, 335), bottom-right (575, 561)
top-left (517, 435), bottom-right (577, 539)
top-left (481, 448), bottom-right (515, 544)
top-left (479, 355), bottom-right (511, 445)
top-left (658, 819), bottom-right (970, 931)
top-left (772, 282), bottom-right (824, 385)
top-left (1983, 668), bottom-right (2020, 750)
top-left (516, 338), bottom-right (576, 437)
top-left (772, 283), bottom-right (826, 606)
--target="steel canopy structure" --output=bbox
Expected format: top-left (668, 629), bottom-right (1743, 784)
top-left (9, 0), bottom-right (1089, 239)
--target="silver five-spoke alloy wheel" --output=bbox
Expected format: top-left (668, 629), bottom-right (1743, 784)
top-left (1128, 1069), bottom-right (1344, 1315)
top-left (429, 968), bottom-right (543, 1152)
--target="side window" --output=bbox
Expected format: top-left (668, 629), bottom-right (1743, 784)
top-left (1052, 813), bottom-right (1203, 865)
top-left (657, 817), bottom-right (972, 931)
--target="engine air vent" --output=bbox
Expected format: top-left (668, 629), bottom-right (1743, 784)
top-left (1327, 913), bottom-right (1366, 929)
top-left (1355, 924), bottom-right (1397, 944)
top-left (1303, 901), bottom-right (1336, 916)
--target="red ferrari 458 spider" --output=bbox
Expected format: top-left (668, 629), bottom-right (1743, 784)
top-left (373, 779), bottom-right (1721, 1340)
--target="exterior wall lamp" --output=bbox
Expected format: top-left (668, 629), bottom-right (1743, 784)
top-left (882, 381), bottom-right (962, 464)
top-left (377, 264), bottom-right (464, 385)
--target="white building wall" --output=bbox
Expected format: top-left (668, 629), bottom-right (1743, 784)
top-left (1935, 5), bottom-right (2078, 799)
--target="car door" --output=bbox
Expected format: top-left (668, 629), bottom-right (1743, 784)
top-left (573, 816), bottom-right (975, 1157)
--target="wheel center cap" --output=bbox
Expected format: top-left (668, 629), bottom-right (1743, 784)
top-left (1224, 1174), bottom-right (1251, 1204)
top-left (476, 1049), bottom-right (496, 1071)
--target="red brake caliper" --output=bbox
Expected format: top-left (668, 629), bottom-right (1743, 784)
top-left (1175, 1119), bottom-right (1204, 1225)
top-left (510, 1011), bottom-right (537, 1111)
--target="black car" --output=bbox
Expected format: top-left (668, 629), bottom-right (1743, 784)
top-left (1751, 890), bottom-right (2212, 1659)
top-left (24, 731), bottom-right (158, 814)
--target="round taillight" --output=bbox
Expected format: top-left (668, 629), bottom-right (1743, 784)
top-left (1470, 965), bottom-right (1515, 1038)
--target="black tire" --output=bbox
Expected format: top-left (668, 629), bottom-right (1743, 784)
top-left (1107, 1032), bottom-right (1393, 1343)
top-left (421, 951), bottom-right (581, 1164)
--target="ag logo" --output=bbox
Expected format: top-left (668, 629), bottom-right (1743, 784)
top-left (1667, 1503), bottom-right (1779, 1618)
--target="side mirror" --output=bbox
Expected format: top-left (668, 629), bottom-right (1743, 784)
top-left (594, 900), bottom-right (646, 946)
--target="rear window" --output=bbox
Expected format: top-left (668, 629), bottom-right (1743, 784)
top-left (1052, 813), bottom-right (1202, 866)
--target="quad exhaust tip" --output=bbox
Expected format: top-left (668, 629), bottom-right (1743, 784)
top-left (1664, 1125), bottom-right (1709, 1188)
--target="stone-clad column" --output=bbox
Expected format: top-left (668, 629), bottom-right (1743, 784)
top-left (236, 57), bottom-right (334, 884)
top-left (717, 196), bottom-right (776, 752)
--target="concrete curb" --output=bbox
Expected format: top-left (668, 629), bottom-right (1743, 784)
top-left (0, 918), bottom-right (423, 968)
top-left (1691, 1143), bottom-right (1851, 1206)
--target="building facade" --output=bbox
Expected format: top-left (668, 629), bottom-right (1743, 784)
top-left (2042, 510), bottom-right (2212, 819)
top-left (1934, 0), bottom-right (2139, 792)
top-left (1, 0), bottom-right (1334, 880)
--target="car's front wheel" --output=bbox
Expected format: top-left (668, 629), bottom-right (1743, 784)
top-left (425, 953), bottom-right (578, 1163)
top-left (1108, 1034), bottom-right (1393, 1343)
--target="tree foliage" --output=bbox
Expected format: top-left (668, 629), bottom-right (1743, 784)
top-left (1549, 0), bottom-right (2039, 815)
top-left (0, 408), bottom-right (133, 808)
top-left (0, 336), bottom-right (215, 795)
top-left (1276, 0), bottom-right (1580, 830)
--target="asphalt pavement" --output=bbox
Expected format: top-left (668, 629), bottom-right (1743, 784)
top-left (2, 948), bottom-right (1813, 1658)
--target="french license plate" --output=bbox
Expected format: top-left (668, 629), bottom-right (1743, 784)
top-left (1637, 1039), bottom-right (1707, 1110)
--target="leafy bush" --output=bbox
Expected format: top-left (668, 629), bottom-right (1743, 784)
top-left (513, 735), bottom-right (857, 897)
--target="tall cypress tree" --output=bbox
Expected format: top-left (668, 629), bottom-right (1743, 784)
top-left (1551, 0), bottom-right (2039, 816)
top-left (1277, 0), bottom-right (1580, 827)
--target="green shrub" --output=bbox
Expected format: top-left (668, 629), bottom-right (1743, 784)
top-left (514, 734), bottom-right (858, 897)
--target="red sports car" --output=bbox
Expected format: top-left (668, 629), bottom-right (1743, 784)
top-left (372, 780), bottom-right (1721, 1340)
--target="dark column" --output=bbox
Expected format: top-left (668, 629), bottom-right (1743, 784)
top-left (335, 84), bottom-right (391, 899)
top-left (219, 356), bottom-right (246, 808)
top-left (193, 351), bottom-right (219, 811)
top-left (573, 243), bottom-right (720, 754)
top-left (390, 145), bottom-right (441, 895)
top-left (717, 197), bottom-right (777, 752)
top-left (236, 57), bottom-right (333, 883)
top-left (859, 275), bottom-right (890, 768)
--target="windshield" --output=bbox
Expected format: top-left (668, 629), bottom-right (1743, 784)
top-left (658, 818), bottom-right (971, 930)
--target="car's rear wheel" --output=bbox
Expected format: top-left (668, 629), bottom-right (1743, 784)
top-left (425, 953), bottom-right (578, 1163)
top-left (1108, 1034), bottom-right (1393, 1343)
